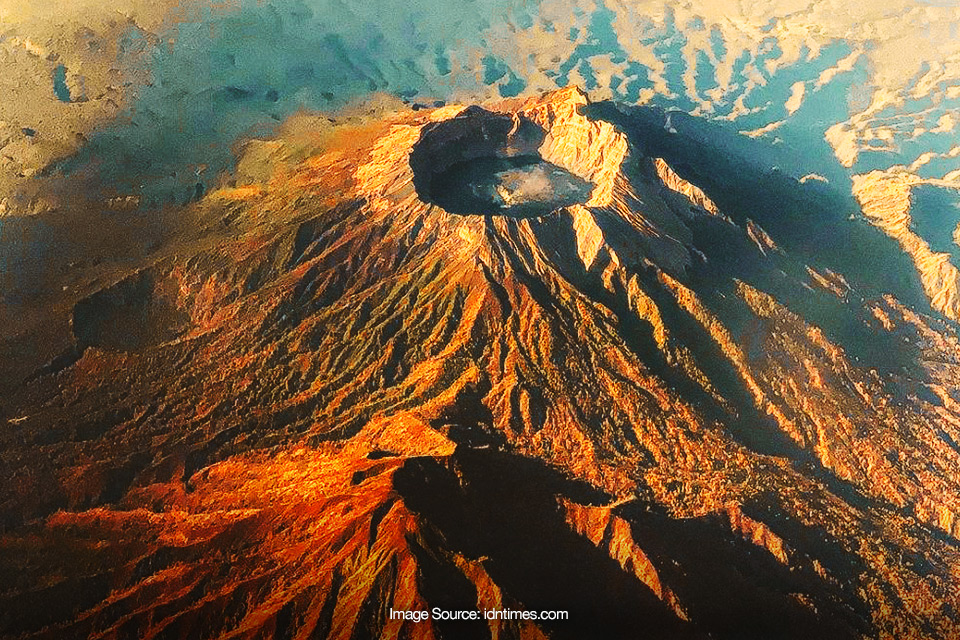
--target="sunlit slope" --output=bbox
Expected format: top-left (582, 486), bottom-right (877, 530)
top-left (5, 1), bottom-right (960, 333)
top-left (3, 89), bottom-right (960, 639)
top-left (2, 0), bottom-right (960, 210)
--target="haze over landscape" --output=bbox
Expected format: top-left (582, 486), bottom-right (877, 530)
top-left (4, 1), bottom-right (960, 638)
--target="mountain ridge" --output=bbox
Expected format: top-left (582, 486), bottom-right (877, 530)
top-left (3, 87), bottom-right (960, 639)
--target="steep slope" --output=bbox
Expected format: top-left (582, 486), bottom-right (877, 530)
top-left (4, 88), bottom-right (960, 639)
top-left (8, 0), bottom-right (960, 359)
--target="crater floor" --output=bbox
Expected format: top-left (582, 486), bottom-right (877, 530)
top-left (428, 155), bottom-right (594, 217)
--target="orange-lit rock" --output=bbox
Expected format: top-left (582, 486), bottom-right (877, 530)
top-left (3, 89), bottom-right (960, 640)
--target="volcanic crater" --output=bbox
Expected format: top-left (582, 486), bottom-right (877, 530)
top-left (5, 86), bottom-right (960, 640)
top-left (410, 105), bottom-right (596, 217)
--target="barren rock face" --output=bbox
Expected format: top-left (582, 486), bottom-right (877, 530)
top-left (3, 88), bottom-right (960, 640)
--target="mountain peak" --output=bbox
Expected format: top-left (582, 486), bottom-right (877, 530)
top-left (5, 88), bottom-right (960, 639)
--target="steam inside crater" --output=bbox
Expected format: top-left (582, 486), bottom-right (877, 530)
top-left (410, 106), bottom-right (595, 217)
top-left (429, 155), bottom-right (593, 216)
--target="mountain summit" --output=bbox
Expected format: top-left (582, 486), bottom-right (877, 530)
top-left (3, 88), bottom-right (960, 639)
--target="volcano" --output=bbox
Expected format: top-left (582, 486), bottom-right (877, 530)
top-left (3, 87), bottom-right (960, 640)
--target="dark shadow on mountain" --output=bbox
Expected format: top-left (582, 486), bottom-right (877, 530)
top-left (395, 447), bottom-right (870, 639)
top-left (394, 449), bottom-right (704, 640)
top-left (585, 100), bottom-right (930, 308)
top-left (583, 100), bottom-right (933, 377)
top-left (616, 498), bottom-right (871, 640)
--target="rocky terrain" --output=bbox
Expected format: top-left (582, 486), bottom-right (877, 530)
top-left (4, 0), bottom-right (960, 320)
top-left (2, 86), bottom-right (960, 639)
